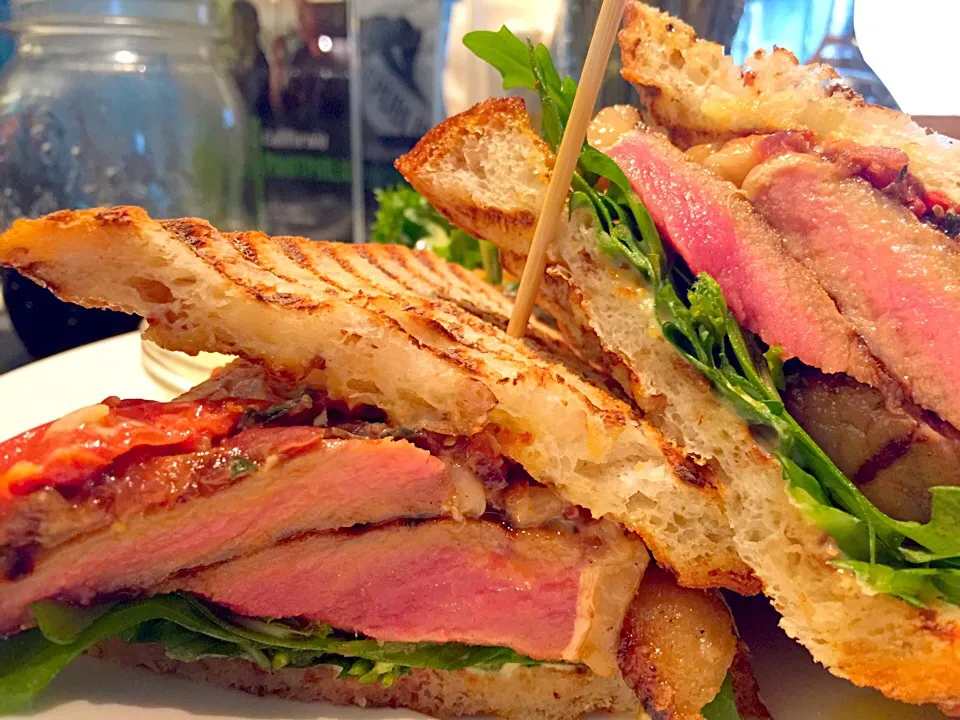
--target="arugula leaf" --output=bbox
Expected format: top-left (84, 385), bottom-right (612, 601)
top-left (462, 27), bottom-right (536, 91)
top-left (0, 594), bottom-right (543, 713)
top-left (701, 673), bottom-right (742, 720)
top-left (0, 596), bottom-right (237, 715)
top-left (31, 599), bottom-right (116, 644)
top-left (763, 345), bottom-right (786, 392)
top-left (467, 26), bottom-right (960, 607)
top-left (832, 561), bottom-right (960, 607)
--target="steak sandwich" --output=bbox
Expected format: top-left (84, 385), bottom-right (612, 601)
top-left (397, 4), bottom-right (960, 713)
top-left (0, 208), bottom-right (767, 719)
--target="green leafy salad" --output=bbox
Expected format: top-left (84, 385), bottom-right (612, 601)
top-left (463, 26), bottom-right (960, 609)
top-left (372, 184), bottom-right (502, 285)
top-left (0, 593), bottom-right (540, 713)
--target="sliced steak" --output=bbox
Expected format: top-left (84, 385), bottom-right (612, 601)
top-left (0, 430), bottom-right (475, 634)
top-left (742, 153), bottom-right (960, 428)
top-left (604, 128), bottom-right (880, 387)
top-left (174, 518), bottom-right (648, 676)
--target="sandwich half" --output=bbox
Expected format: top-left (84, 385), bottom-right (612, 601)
top-left (0, 210), bottom-right (766, 719)
top-left (396, 14), bottom-right (960, 712)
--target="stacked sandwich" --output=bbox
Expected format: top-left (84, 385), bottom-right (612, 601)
top-left (2, 2), bottom-right (958, 717)
top-left (397, 2), bottom-right (960, 715)
top-left (0, 208), bottom-right (767, 718)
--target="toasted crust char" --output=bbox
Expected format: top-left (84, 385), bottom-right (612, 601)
top-left (618, 1), bottom-right (960, 207)
top-left (396, 97), bottom-right (960, 711)
top-left (0, 206), bottom-right (755, 594)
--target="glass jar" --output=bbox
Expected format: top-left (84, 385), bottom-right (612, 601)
top-left (0, 0), bottom-right (251, 359)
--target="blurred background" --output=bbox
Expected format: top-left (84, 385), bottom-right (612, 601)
top-left (0, 0), bottom-right (956, 375)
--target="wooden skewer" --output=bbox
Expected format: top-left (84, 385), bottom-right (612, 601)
top-left (507, 0), bottom-right (628, 338)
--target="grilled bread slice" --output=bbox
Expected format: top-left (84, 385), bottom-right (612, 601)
top-left (396, 97), bottom-right (960, 711)
top-left (0, 206), bottom-right (755, 593)
top-left (618, 1), bottom-right (960, 206)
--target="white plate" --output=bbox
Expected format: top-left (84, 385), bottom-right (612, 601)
top-left (0, 334), bottom-right (947, 719)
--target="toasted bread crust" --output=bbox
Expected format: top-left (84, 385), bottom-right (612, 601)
top-left (396, 97), bottom-right (960, 710)
top-left (90, 639), bottom-right (639, 720)
top-left (618, 1), bottom-right (960, 206)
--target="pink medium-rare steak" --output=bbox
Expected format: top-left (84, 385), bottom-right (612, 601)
top-left (175, 519), bottom-right (649, 675)
top-left (0, 427), bottom-right (469, 634)
top-left (743, 153), bottom-right (960, 428)
top-left (606, 130), bottom-right (880, 387)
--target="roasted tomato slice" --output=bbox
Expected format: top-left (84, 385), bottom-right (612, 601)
top-left (0, 397), bottom-right (266, 498)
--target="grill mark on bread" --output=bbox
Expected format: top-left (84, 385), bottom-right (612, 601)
top-left (227, 232), bottom-right (261, 264)
top-left (355, 245), bottom-right (423, 297)
top-left (160, 219), bottom-right (329, 312)
top-left (252, 240), bottom-right (493, 377)
top-left (433, 303), bottom-right (623, 421)
top-left (93, 207), bottom-right (137, 227)
top-left (301, 243), bottom-right (383, 298)
top-left (377, 246), bottom-right (461, 302)
top-left (373, 247), bottom-right (574, 366)
top-left (228, 233), bottom-right (322, 293)
top-left (425, 252), bottom-right (498, 308)
top-left (371, 286), bottom-right (621, 422)
top-left (340, 245), bottom-right (414, 298)
top-left (383, 245), bottom-right (436, 286)
top-left (409, 248), bottom-right (509, 317)
top-left (396, 282), bottom-right (639, 423)
top-left (413, 248), bottom-right (450, 277)
top-left (274, 237), bottom-right (350, 294)
top-left (316, 244), bottom-right (371, 292)
top-left (380, 249), bottom-right (549, 365)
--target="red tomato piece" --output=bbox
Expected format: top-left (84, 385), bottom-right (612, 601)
top-left (0, 397), bottom-right (266, 498)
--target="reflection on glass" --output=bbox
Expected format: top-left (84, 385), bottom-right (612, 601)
top-left (808, 0), bottom-right (898, 108)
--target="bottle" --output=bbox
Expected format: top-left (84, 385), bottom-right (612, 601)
top-left (0, 0), bottom-right (250, 359)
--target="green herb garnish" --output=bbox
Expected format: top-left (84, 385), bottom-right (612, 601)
top-left (466, 26), bottom-right (960, 608)
top-left (229, 456), bottom-right (256, 478)
top-left (237, 394), bottom-right (312, 431)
